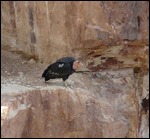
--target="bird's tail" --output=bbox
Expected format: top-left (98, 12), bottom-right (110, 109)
top-left (42, 69), bottom-right (50, 81)
top-left (42, 65), bottom-right (51, 79)
top-left (42, 69), bottom-right (47, 78)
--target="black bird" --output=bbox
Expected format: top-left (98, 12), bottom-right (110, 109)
top-left (42, 57), bottom-right (82, 87)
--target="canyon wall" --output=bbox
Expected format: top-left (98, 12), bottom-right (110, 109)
top-left (1, 1), bottom-right (149, 63)
top-left (1, 1), bottom-right (149, 138)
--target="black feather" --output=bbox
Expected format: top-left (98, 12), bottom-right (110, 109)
top-left (42, 57), bottom-right (76, 81)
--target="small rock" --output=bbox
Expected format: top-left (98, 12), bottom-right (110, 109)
top-left (28, 59), bottom-right (36, 64)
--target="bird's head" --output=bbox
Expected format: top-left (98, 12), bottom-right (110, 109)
top-left (73, 60), bottom-right (83, 70)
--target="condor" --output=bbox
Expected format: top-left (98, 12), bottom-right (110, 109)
top-left (42, 57), bottom-right (82, 86)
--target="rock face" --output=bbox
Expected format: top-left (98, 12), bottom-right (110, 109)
top-left (1, 1), bottom-right (149, 63)
top-left (1, 68), bottom-right (149, 138)
top-left (1, 1), bottom-right (149, 138)
top-left (1, 86), bottom-right (128, 138)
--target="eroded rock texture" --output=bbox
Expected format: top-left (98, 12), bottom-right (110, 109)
top-left (1, 1), bottom-right (149, 63)
top-left (1, 1), bottom-right (149, 138)
top-left (1, 68), bottom-right (149, 138)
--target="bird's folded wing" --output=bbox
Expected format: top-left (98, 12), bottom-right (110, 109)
top-left (47, 61), bottom-right (71, 77)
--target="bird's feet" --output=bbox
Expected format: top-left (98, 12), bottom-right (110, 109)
top-left (63, 81), bottom-right (75, 89)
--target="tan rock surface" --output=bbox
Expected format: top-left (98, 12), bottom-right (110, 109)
top-left (1, 1), bottom-right (149, 138)
top-left (1, 1), bottom-right (149, 63)
top-left (1, 49), bottom-right (149, 138)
